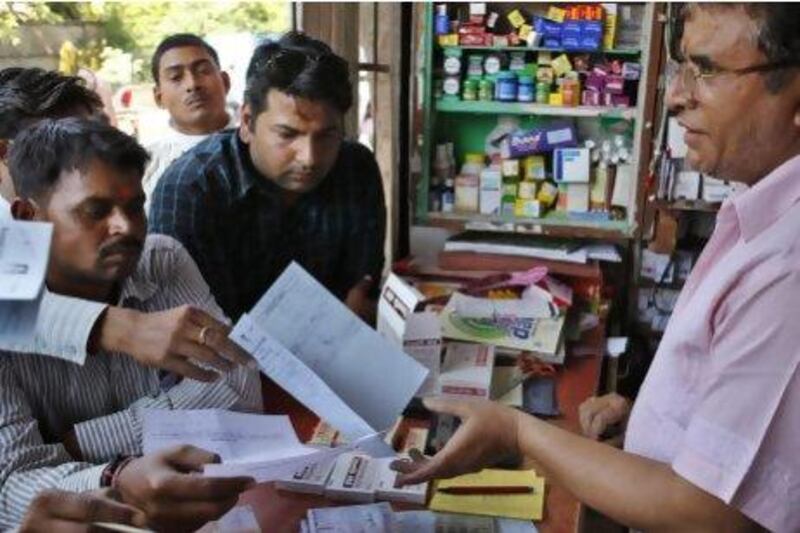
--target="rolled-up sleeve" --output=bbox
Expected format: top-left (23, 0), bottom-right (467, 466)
top-left (0, 289), bottom-right (106, 366)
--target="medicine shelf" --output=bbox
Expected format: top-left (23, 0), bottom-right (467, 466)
top-left (422, 211), bottom-right (633, 241)
top-left (439, 45), bottom-right (642, 56)
top-left (435, 98), bottom-right (636, 119)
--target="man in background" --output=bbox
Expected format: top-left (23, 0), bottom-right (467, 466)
top-left (0, 67), bottom-right (102, 205)
top-left (142, 33), bottom-right (234, 201)
top-left (149, 31), bottom-right (386, 324)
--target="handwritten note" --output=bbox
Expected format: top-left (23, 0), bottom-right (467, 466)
top-left (143, 409), bottom-right (303, 463)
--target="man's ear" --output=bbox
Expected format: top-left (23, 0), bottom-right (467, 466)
top-left (153, 84), bottom-right (163, 109)
top-left (239, 103), bottom-right (254, 144)
top-left (11, 197), bottom-right (39, 221)
top-left (221, 71), bottom-right (231, 95)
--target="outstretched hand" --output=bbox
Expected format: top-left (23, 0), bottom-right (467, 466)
top-left (391, 397), bottom-right (521, 487)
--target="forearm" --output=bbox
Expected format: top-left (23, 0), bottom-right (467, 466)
top-left (89, 306), bottom-right (138, 355)
top-left (515, 413), bottom-right (757, 532)
top-left (0, 460), bottom-right (106, 529)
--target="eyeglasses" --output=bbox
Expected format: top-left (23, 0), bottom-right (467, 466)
top-left (666, 57), bottom-right (798, 94)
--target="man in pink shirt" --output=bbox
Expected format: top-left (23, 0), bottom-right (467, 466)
top-left (393, 4), bottom-right (799, 531)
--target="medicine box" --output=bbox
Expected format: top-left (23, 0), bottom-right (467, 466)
top-left (439, 342), bottom-right (495, 399)
top-left (553, 148), bottom-right (590, 183)
top-left (324, 453), bottom-right (380, 503)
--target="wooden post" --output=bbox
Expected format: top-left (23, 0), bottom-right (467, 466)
top-left (299, 2), bottom-right (360, 139)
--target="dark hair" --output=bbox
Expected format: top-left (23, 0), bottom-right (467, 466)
top-left (151, 33), bottom-right (221, 83)
top-left (9, 117), bottom-right (150, 200)
top-left (244, 31), bottom-right (352, 123)
top-left (674, 3), bottom-right (800, 92)
top-left (0, 67), bottom-right (102, 139)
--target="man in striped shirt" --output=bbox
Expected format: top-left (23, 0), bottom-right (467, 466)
top-left (149, 31), bottom-right (386, 325)
top-left (0, 118), bottom-right (261, 530)
top-left (0, 66), bottom-right (255, 383)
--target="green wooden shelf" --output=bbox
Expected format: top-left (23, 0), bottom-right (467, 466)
top-left (420, 211), bottom-right (634, 240)
top-left (440, 45), bottom-right (642, 56)
top-left (435, 98), bottom-right (636, 120)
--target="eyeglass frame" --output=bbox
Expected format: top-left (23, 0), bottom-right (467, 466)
top-left (665, 56), bottom-right (799, 94)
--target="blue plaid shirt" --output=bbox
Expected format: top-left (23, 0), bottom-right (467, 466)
top-left (148, 130), bottom-right (386, 321)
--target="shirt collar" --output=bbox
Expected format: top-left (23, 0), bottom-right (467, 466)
top-left (731, 153), bottom-right (800, 243)
top-left (230, 132), bottom-right (281, 201)
top-left (118, 272), bottom-right (159, 305)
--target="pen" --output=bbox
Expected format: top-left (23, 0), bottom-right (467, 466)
top-left (438, 485), bottom-right (534, 495)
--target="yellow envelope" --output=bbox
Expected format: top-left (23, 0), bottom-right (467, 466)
top-left (429, 468), bottom-right (545, 521)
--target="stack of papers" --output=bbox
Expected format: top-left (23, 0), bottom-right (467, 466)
top-left (0, 220), bottom-right (52, 348)
top-left (142, 409), bottom-right (388, 483)
top-left (444, 232), bottom-right (623, 265)
top-left (444, 232), bottom-right (588, 264)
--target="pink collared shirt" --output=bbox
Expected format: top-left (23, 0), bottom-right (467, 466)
top-left (625, 154), bottom-right (800, 532)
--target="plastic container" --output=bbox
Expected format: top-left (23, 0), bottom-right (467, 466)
top-left (435, 4), bottom-right (450, 35)
top-left (496, 72), bottom-right (518, 102)
top-left (462, 78), bottom-right (478, 101)
top-left (461, 153), bottom-right (485, 176)
top-left (479, 78), bottom-right (493, 101)
top-left (467, 55), bottom-right (484, 78)
top-left (517, 75), bottom-right (535, 102)
top-left (442, 178), bottom-right (455, 212)
top-left (455, 174), bottom-right (480, 213)
top-left (536, 81), bottom-right (550, 104)
top-left (443, 48), bottom-right (462, 76)
top-left (509, 52), bottom-right (526, 72)
top-left (484, 54), bottom-right (504, 75)
top-left (443, 76), bottom-right (460, 97)
top-left (429, 181), bottom-right (442, 212)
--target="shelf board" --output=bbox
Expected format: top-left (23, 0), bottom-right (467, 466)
top-left (637, 278), bottom-right (684, 290)
top-left (439, 45), bottom-right (641, 56)
top-left (420, 211), bottom-right (633, 240)
top-left (435, 98), bottom-right (636, 120)
top-left (649, 199), bottom-right (720, 213)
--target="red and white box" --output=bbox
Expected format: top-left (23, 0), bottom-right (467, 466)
top-left (439, 343), bottom-right (495, 399)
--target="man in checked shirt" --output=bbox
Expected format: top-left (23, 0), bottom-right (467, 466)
top-left (0, 118), bottom-right (261, 531)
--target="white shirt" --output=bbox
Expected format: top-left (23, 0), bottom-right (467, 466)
top-left (142, 116), bottom-right (237, 207)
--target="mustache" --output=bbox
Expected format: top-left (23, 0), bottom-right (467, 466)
top-left (184, 93), bottom-right (207, 106)
top-left (98, 237), bottom-right (144, 258)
